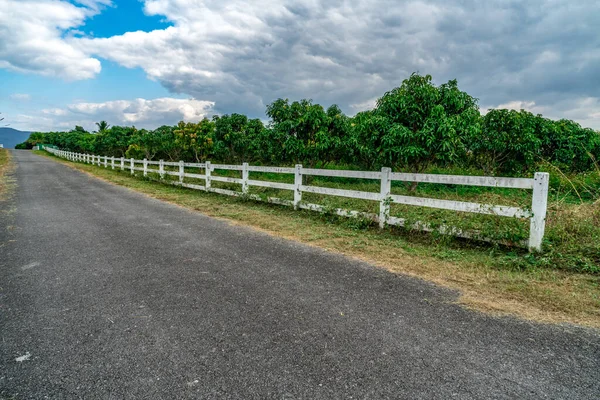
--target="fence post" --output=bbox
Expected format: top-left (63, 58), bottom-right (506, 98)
top-left (120, 157), bottom-right (124, 171)
top-left (205, 161), bottom-right (212, 191)
top-left (528, 172), bottom-right (549, 252)
top-left (111, 156), bottom-right (115, 170)
top-left (130, 158), bottom-right (134, 175)
top-left (97, 155), bottom-right (101, 167)
top-left (159, 160), bottom-right (164, 179)
top-left (293, 164), bottom-right (303, 210)
top-left (179, 160), bottom-right (185, 183)
top-left (242, 162), bottom-right (249, 194)
top-left (104, 156), bottom-right (108, 168)
top-left (143, 158), bottom-right (148, 177)
top-left (379, 167), bottom-right (392, 229)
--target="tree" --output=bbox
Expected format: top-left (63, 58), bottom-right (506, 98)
top-left (174, 119), bottom-right (215, 162)
top-left (538, 118), bottom-right (600, 172)
top-left (362, 73), bottom-right (480, 188)
top-left (348, 110), bottom-right (389, 170)
top-left (212, 114), bottom-right (264, 163)
top-left (94, 126), bottom-right (137, 157)
top-left (96, 121), bottom-right (110, 133)
top-left (265, 98), bottom-right (351, 167)
top-left (471, 109), bottom-right (541, 174)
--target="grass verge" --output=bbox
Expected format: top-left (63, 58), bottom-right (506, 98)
top-left (0, 149), bottom-right (15, 201)
top-left (35, 150), bottom-right (600, 329)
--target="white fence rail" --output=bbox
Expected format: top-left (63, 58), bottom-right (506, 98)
top-left (44, 147), bottom-right (549, 251)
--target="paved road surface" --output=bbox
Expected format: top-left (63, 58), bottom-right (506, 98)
top-left (1, 150), bottom-right (599, 399)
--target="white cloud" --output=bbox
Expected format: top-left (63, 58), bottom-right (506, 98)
top-left (69, 0), bottom-right (600, 128)
top-left (10, 93), bottom-right (31, 101)
top-left (2, 0), bottom-right (600, 130)
top-left (19, 97), bottom-right (215, 131)
top-left (0, 0), bottom-right (108, 79)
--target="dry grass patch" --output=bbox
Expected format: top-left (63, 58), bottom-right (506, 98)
top-left (37, 151), bottom-right (600, 329)
top-left (0, 149), bottom-right (16, 201)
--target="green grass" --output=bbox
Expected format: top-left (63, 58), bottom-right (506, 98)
top-left (36, 150), bottom-right (600, 328)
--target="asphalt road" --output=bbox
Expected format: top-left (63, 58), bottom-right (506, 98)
top-left (1, 150), bottom-right (599, 399)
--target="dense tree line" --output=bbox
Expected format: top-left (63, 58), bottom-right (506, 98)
top-left (18, 73), bottom-right (600, 176)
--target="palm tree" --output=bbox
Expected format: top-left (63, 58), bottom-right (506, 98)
top-left (96, 120), bottom-right (110, 133)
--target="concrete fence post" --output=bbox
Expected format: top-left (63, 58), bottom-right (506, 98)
top-left (528, 172), bottom-right (549, 252)
top-left (293, 164), bottom-right (303, 210)
top-left (143, 158), bottom-right (148, 177)
top-left (159, 160), bottom-right (164, 179)
top-left (242, 162), bottom-right (249, 194)
top-left (130, 158), bottom-right (135, 175)
top-left (379, 167), bottom-right (392, 229)
top-left (179, 160), bottom-right (185, 183)
top-left (205, 161), bottom-right (212, 191)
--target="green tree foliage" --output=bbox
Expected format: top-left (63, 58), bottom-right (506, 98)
top-left (348, 110), bottom-right (389, 170)
top-left (20, 73), bottom-right (599, 177)
top-left (212, 114), bottom-right (264, 163)
top-left (95, 121), bottom-right (110, 133)
top-left (471, 109), bottom-right (541, 174)
top-left (538, 118), bottom-right (600, 172)
top-left (174, 119), bottom-right (215, 162)
top-left (265, 99), bottom-right (350, 167)
top-left (370, 73), bottom-right (480, 174)
top-left (95, 126), bottom-right (138, 157)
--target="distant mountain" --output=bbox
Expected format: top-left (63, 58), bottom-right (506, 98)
top-left (0, 127), bottom-right (31, 149)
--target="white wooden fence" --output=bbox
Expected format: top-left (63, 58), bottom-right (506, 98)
top-left (44, 147), bottom-right (549, 251)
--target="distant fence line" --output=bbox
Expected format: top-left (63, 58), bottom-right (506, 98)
top-left (43, 147), bottom-right (549, 252)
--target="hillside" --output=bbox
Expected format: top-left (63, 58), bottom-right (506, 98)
top-left (0, 127), bottom-right (30, 149)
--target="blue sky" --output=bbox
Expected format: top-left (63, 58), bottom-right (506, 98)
top-left (76, 0), bottom-right (171, 37)
top-left (1, 0), bottom-right (599, 132)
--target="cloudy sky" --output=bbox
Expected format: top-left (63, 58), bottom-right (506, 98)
top-left (1, 0), bottom-right (599, 132)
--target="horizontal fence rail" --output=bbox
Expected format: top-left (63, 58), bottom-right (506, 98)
top-left (44, 147), bottom-right (549, 251)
